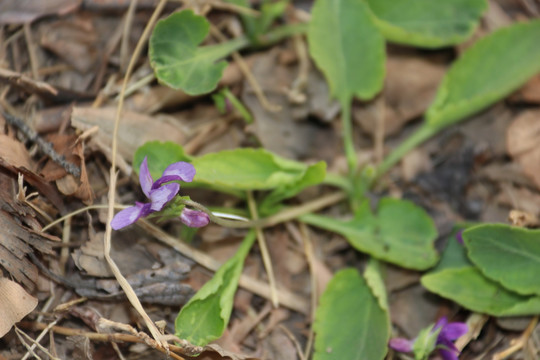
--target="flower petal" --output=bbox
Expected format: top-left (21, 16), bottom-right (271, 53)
top-left (139, 156), bottom-right (153, 198)
top-left (153, 161), bottom-right (196, 188)
top-left (434, 316), bottom-right (448, 331)
top-left (111, 203), bottom-right (151, 230)
top-left (440, 322), bottom-right (468, 341)
top-left (388, 338), bottom-right (413, 353)
top-left (180, 208), bottom-right (210, 228)
top-left (438, 347), bottom-right (460, 360)
top-left (149, 183), bottom-right (179, 211)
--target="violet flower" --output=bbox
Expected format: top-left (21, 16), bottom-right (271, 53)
top-left (389, 317), bottom-right (468, 360)
top-left (111, 157), bottom-right (195, 230)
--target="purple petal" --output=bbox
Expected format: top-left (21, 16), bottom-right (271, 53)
top-left (111, 203), bottom-right (152, 230)
top-left (153, 161), bottom-right (195, 188)
top-left (456, 230), bottom-right (464, 245)
top-left (139, 157), bottom-right (153, 198)
top-left (438, 346), bottom-right (460, 360)
top-left (440, 322), bottom-right (468, 341)
top-left (180, 208), bottom-right (209, 228)
top-left (388, 338), bottom-right (413, 353)
top-left (434, 316), bottom-right (448, 332)
top-left (149, 183), bottom-right (180, 211)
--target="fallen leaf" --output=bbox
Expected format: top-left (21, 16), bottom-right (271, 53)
top-left (510, 74), bottom-right (540, 104)
top-left (40, 134), bottom-right (94, 205)
top-left (506, 110), bottom-right (540, 190)
top-left (71, 107), bottom-right (186, 174)
top-left (39, 17), bottom-right (99, 74)
top-left (0, 0), bottom-right (81, 25)
top-left (0, 278), bottom-right (38, 338)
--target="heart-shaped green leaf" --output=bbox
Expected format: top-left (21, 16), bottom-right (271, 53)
top-left (464, 224), bottom-right (540, 296)
top-left (422, 266), bottom-right (540, 316)
top-left (302, 198), bottom-right (438, 270)
top-left (426, 20), bottom-right (540, 128)
top-left (175, 230), bottom-right (256, 346)
top-left (313, 268), bottom-right (389, 360)
top-left (149, 10), bottom-right (248, 95)
top-left (367, 0), bottom-right (487, 48)
top-left (308, 0), bottom-right (385, 103)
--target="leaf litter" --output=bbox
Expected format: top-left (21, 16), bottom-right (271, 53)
top-left (0, 0), bottom-right (540, 359)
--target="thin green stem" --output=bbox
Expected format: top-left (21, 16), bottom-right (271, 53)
top-left (340, 98), bottom-right (357, 176)
top-left (375, 123), bottom-right (437, 181)
top-left (256, 23), bottom-right (308, 46)
top-left (181, 191), bottom-right (346, 229)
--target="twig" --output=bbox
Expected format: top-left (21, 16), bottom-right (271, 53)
top-left (493, 316), bottom-right (538, 359)
top-left (15, 325), bottom-right (60, 360)
top-left (19, 322), bottom-right (187, 360)
top-left (136, 219), bottom-right (310, 314)
top-left (279, 325), bottom-right (307, 360)
top-left (23, 23), bottom-right (39, 80)
top-left (299, 222), bottom-right (316, 359)
top-left (209, 25), bottom-right (281, 112)
top-left (120, 0), bottom-right (138, 73)
top-left (247, 191), bottom-right (279, 307)
top-left (0, 109), bottom-right (81, 177)
top-left (20, 320), bottom-right (59, 360)
top-left (104, 0), bottom-right (169, 348)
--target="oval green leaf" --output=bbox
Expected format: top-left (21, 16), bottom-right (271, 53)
top-left (308, 0), bottom-right (385, 102)
top-left (175, 231), bottom-right (256, 346)
top-left (464, 224), bottom-right (540, 296)
top-left (301, 198), bottom-right (438, 270)
top-left (192, 148), bottom-right (316, 190)
top-left (426, 20), bottom-right (540, 128)
top-left (422, 266), bottom-right (540, 316)
top-left (149, 10), bottom-right (248, 95)
top-left (314, 268), bottom-right (389, 360)
top-left (367, 0), bottom-right (487, 48)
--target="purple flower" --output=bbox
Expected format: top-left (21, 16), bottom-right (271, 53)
top-left (180, 208), bottom-right (210, 228)
top-left (434, 317), bottom-right (468, 360)
top-left (111, 157), bottom-right (195, 230)
top-left (456, 229), bottom-right (464, 245)
top-left (389, 317), bottom-right (468, 360)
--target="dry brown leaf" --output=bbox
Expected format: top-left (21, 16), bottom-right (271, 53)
top-left (0, 134), bottom-right (33, 170)
top-left (0, 277), bottom-right (38, 338)
top-left (71, 107), bottom-right (186, 174)
top-left (354, 53), bottom-right (446, 137)
top-left (0, 0), bottom-right (81, 25)
top-left (506, 110), bottom-right (540, 190)
top-left (41, 134), bottom-right (94, 205)
top-left (39, 17), bottom-right (99, 74)
top-left (510, 74), bottom-right (540, 104)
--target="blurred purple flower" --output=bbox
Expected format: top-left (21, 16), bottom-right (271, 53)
top-left (389, 317), bottom-right (468, 360)
top-left (456, 229), bottom-right (464, 245)
top-left (434, 317), bottom-right (468, 360)
top-left (180, 208), bottom-right (210, 228)
top-left (111, 157), bottom-right (195, 230)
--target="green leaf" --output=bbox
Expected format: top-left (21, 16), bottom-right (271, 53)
top-left (175, 230), bottom-right (256, 346)
top-left (260, 161), bottom-right (326, 214)
top-left (313, 268), bottom-right (389, 360)
top-left (426, 20), bottom-right (540, 128)
top-left (301, 198), bottom-right (438, 270)
top-left (412, 324), bottom-right (439, 360)
top-left (464, 224), bottom-right (540, 296)
top-left (366, 0), bottom-right (487, 48)
top-left (133, 141), bottom-right (192, 179)
top-left (364, 258), bottom-right (389, 312)
top-left (421, 266), bottom-right (540, 316)
top-left (192, 148), bottom-right (317, 190)
top-left (431, 226), bottom-right (473, 273)
top-left (308, 0), bottom-right (385, 102)
top-left (149, 10), bottom-right (248, 95)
